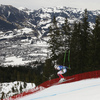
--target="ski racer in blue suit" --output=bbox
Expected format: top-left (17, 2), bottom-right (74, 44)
top-left (54, 65), bottom-right (70, 83)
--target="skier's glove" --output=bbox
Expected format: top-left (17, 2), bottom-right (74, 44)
top-left (69, 68), bottom-right (71, 70)
top-left (67, 67), bottom-right (71, 70)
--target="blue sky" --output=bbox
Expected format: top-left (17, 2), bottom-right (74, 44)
top-left (0, 0), bottom-right (100, 10)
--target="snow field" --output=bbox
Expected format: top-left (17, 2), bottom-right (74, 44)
top-left (19, 78), bottom-right (100, 100)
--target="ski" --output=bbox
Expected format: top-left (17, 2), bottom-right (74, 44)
top-left (58, 78), bottom-right (74, 83)
top-left (53, 77), bottom-right (75, 85)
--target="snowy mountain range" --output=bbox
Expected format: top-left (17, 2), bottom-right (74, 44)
top-left (0, 5), bottom-right (100, 66)
top-left (28, 6), bottom-right (100, 36)
top-left (1, 5), bottom-right (100, 35)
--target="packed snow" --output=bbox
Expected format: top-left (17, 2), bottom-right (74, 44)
top-left (19, 78), bottom-right (100, 100)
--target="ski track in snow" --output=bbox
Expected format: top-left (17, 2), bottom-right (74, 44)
top-left (19, 78), bottom-right (100, 100)
top-left (30, 84), bottom-right (100, 100)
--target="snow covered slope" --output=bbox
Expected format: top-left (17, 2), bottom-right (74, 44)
top-left (19, 78), bottom-right (100, 100)
top-left (0, 81), bottom-right (35, 99)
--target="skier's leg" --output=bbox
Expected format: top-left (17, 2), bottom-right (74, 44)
top-left (60, 74), bottom-right (64, 78)
top-left (57, 74), bottom-right (62, 79)
top-left (57, 71), bottom-right (64, 79)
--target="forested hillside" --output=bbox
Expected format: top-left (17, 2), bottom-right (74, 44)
top-left (43, 9), bottom-right (100, 82)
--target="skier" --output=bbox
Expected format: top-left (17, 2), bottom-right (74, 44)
top-left (54, 64), bottom-right (70, 83)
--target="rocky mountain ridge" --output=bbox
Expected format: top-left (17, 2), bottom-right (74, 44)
top-left (0, 5), bottom-right (100, 34)
top-left (0, 4), bottom-right (29, 31)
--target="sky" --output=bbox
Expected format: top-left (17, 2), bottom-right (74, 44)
top-left (0, 0), bottom-right (100, 10)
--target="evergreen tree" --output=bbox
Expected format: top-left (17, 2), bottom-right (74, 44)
top-left (92, 15), bottom-right (100, 69)
top-left (62, 17), bottom-right (71, 50)
top-left (70, 9), bottom-right (91, 73)
top-left (79, 9), bottom-right (90, 72)
top-left (12, 87), bottom-right (15, 92)
top-left (1, 92), bottom-right (5, 99)
top-left (70, 22), bottom-right (82, 74)
top-left (20, 84), bottom-right (23, 93)
top-left (48, 16), bottom-right (62, 60)
top-left (23, 82), bottom-right (27, 88)
top-left (43, 59), bottom-right (55, 82)
top-left (61, 17), bottom-right (71, 66)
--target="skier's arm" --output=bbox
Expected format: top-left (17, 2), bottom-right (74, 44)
top-left (66, 66), bottom-right (71, 69)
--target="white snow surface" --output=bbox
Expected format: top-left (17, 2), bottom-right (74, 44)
top-left (4, 56), bottom-right (31, 65)
top-left (19, 78), bottom-right (100, 100)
